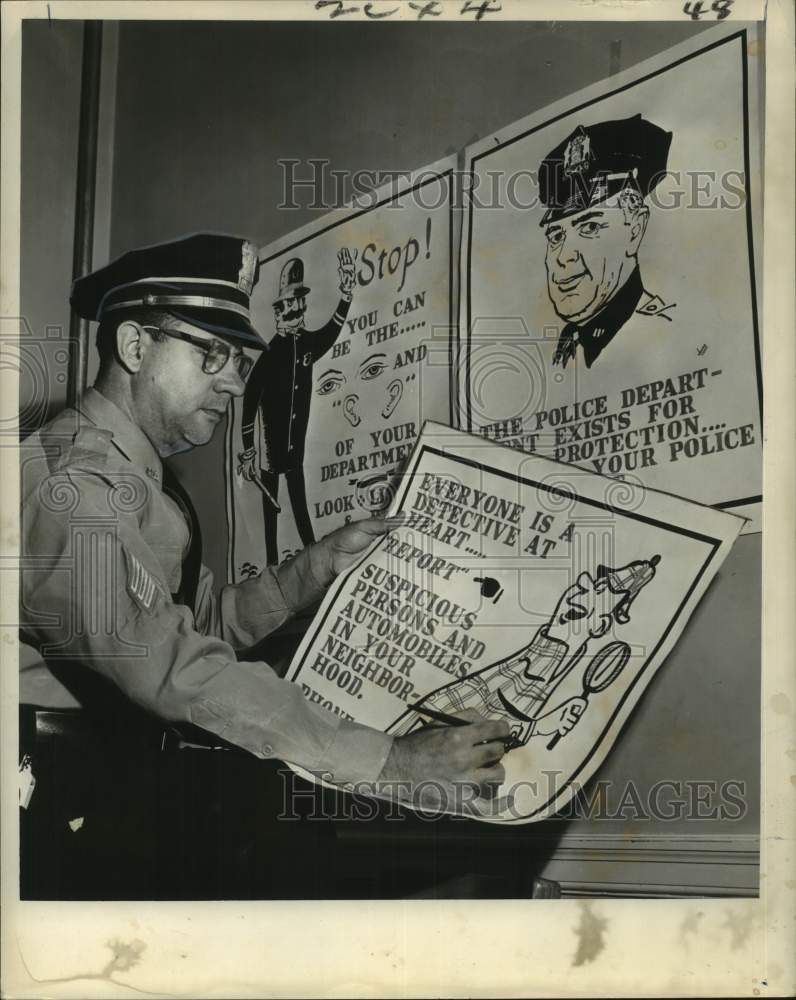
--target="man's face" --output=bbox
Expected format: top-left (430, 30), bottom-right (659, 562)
top-left (543, 195), bottom-right (647, 325)
top-left (137, 319), bottom-right (247, 455)
top-left (273, 293), bottom-right (307, 333)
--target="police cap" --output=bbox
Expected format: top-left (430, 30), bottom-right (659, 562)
top-left (538, 114), bottom-right (672, 225)
top-left (70, 233), bottom-right (266, 350)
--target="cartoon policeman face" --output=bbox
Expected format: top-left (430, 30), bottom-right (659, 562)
top-left (543, 191), bottom-right (649, 325)
top-left (315, 351), bottom-right (404, 427)
top-left (273, 293), bottom-right (308, 334)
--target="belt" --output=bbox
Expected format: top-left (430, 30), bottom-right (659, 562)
top-left (19, 706), bottom-right (233, 757)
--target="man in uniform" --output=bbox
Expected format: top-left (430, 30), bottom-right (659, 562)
top-left (20, 233), bottom-right (510, 898)
top-left (238, 252), bottom-right (354, 564)
top-left (538, 114), bottom-right (675, 369)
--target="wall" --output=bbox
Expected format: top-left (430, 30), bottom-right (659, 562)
top-left (20, 20), bottom-right (118, 429)
top-left (20, 21), bottom-right (83, 429)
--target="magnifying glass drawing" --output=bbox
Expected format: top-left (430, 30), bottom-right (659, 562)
top-left (546, 639), bottom-right (632, 750)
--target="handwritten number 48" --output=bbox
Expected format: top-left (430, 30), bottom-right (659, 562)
top-left (683, 0), bottom-right (734, 19)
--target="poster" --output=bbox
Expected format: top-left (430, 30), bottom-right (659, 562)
top-left (286, 421), bottom-right (743, 823)
top-left (458, 25), bottom-right (762, 530)
top-left (225, 158), bottom-right (455, 579)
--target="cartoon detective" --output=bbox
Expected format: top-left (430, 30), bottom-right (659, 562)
top-left (391, 555), bottom-right (660, 745)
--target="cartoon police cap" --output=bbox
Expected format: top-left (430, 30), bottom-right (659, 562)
top-left (538, 114), bottom-right (673, 225)
top-left (273, 258), bottom-right (311, 307)
top-left (70, 233), bottom-right (266, 350)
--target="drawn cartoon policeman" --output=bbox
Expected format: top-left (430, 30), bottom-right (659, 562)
top-left (238, 249), bottom-right (356, 564)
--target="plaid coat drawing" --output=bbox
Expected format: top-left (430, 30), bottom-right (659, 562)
top-left (392, 626), bottom-right (578, 744)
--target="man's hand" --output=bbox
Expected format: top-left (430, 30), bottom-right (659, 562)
top-left (337, 247), bottom-right (357, 300)
top-left (535, 696), bottom-right (587, 738)
top-left (378, 710), bottom-right (512, 813)
top-left (275, 514), bottom-right (405, 613)
top-left (308, 514), bottom-right (404, 588)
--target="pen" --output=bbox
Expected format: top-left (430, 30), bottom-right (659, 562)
top-left (409, 703), bottom-right (523, 750)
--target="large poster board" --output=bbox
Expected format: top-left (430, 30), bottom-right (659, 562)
top-left (458, 25), bottom-right (762, 529)
top-left (286, 422), bottom-right (743, 824)
top-left (225, 158), bottom-right (456, 581)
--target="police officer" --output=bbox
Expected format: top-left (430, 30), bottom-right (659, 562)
top-left (238, 252), bottom-right (354, 564)
top-left (20, 233), bottom-right (510, 898)
top-left (538, 114), bottom-right (675, 369)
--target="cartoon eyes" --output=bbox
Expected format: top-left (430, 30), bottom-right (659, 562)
top-left (316, 374), bottom-right (346, 396)
top-left (545, 220), bottom-right (607, 246)
top-left (316, 354), bottom-right (390, 397)
top-left (576, 221), bottom-right (605, 238)
top-left (360, 360), bottom-right (388, 381)
top-left (275, 295), bottom-right (305, 315)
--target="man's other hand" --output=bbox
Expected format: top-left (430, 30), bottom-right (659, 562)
top-left (309, 514), bottom-right (405, 588)
top-left (377, 709), bottom-right (512, 813)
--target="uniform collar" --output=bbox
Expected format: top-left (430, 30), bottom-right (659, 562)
top-left (78, 387), bottom-right (164, 487)
top-left (555, 266), bottom-right (644, 369)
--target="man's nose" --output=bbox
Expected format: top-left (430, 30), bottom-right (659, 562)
top-left (215, 364), bottom-right (246, 397)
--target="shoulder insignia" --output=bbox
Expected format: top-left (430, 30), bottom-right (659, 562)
top-left (123, 547), bottom-right (162, 614)
top-left (54, 426), bottom-right (113, 474)
top-left (636, 293), bottom-right (676, 321)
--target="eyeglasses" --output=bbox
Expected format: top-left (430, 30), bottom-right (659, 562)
top-left (143, 326), bottom-right (254, 379)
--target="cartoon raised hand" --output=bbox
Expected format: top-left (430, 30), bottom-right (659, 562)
top-left (338, 247), bottom-right (357, 299)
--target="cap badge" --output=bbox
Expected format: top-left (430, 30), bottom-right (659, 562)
top-left (238, 241), bottom-right (258, 296)
top-left (563, 128), bottom-right (592, 178)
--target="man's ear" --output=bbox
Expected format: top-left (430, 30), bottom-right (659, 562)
top-left (115, 321), bottom-right (147, 374)
top-left (627, 206), bottom-right (650, 256)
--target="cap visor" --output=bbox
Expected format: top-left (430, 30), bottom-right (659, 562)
top-left (165, 306), bottom-right (267, 351)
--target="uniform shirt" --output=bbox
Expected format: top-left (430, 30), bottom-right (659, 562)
top-left (20, 388), bottom-right (392, 784)
top-left (241, 299), bottom-right (350, 471)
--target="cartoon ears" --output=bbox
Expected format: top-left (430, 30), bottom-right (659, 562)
top-left (381, 379), bottom-right (404, 419)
